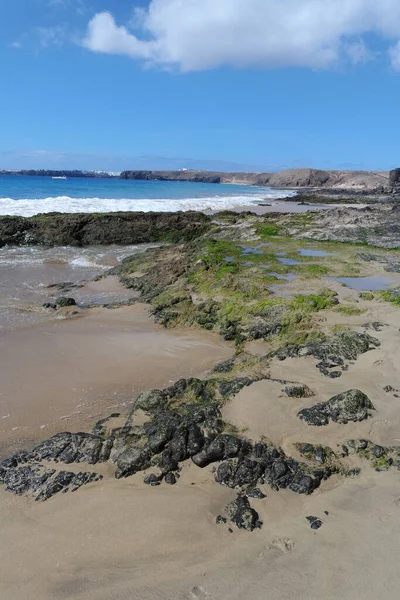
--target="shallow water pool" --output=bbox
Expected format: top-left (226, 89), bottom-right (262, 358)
top-left (298, 249), bottom-right (335, 257)
top-left (327, 276), bottom-right (399, 291)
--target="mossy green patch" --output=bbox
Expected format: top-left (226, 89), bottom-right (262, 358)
top-left (380, 288), bottom-right (400, 306)
top-left (360, 291), bottom-right (374, 300)
top-left (334, 305), bottom-right (365, 316)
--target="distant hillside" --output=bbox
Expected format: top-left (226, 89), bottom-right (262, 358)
top-left (120, 168), bottom-right (390, 191)
top-left (0, 167), bottom-right (393, 192)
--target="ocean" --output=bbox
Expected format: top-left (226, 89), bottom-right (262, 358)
top-left (0, 174), bottom-right (294, 216)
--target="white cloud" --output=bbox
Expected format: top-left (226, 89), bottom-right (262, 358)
top-left (10, 41), bottom-right (21, 49)
top-left (389, 41), bottom-right (400, 71)
top-left (81, 1), bottom-right (400, 72)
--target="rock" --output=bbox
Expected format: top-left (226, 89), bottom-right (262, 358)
top-left (20, 432), bottom-right (109, 465)
top-left (215, 442), bottom-right (326, 495)
top-left (218, 377), bottom-right (255, 398)
top-left (288, 205), bottom-right (400, 249)
top-left (144, 473), bottom-right (163, 486)
top-left (42, 302), bottom-right (56, 309)
top-left (372, 445), bottom-right (386, 458)
top-left (274, 332), bottom-right (379, 375)
top-left (296, 443), bottom-right (335, 464)
top-left (298, 389), bottom-right (375, 426)
top-left (246, 488), bottom-right (266, 499)
top-left (390, 168), bottom-right (400, 186)
top-left (283, 384), bottom-right (314, 398)
top-left (56, 297), bottom-right (76, 308)
top-left (164, 472), bottom-right (177, 485)
top-left (135, 389), bottom-right (167, 412)
top-left (0, 461), bottom-right (102, 501)
top-left (192, 435), bottom-right (242, 468)
top-left (216, 515), bottom-right (227, 525)
top-left (306, 515), bottom-right (323, 530)
top-left (115, 447), bottom-right (151, 479)
top-left (226, 495), bottom-right (262, 531)
top-left (92, 413), bottom-right (121, 437)
top-left (213, 359), bottom-right (235, 373)
top-left (0, 212), bottom-right (211, 248)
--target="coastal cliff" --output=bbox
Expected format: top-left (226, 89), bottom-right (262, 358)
top-left (120, 168), bottom-right (391, 192)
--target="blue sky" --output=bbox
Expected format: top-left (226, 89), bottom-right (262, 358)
top-left (1, 0), bottom-right (400, 172)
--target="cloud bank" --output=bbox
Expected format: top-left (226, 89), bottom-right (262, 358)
top-left (81, 0), bottom-right (400, 72)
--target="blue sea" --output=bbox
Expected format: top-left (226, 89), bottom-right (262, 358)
top-left (0, 174), bottom-right (294, 216)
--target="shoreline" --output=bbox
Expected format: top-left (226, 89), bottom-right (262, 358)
top-left (0, 302), bottom-right (232, 459)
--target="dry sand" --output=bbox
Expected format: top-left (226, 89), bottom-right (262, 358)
top-left (2, 276), bottom-right (400, 599)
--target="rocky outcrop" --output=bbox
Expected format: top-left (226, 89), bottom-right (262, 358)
top-left (120, 170), bottom-right (224, 184)
top-left (274, 331), bottom-right (380, 377)
top-left (0, 212), bottom-right (210, 247)
top-left (285, 205), bottom-right (400, 249)
top-left (0, 376), bottom-right (335, 531)
top-left (297, 389), bottom-right (375, 426)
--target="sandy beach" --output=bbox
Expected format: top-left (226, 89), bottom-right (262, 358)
top-left (2, 291), bottom-right (400, 600)
top-left (2, 207), bottom-right (400, 600)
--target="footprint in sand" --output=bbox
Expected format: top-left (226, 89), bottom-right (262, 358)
top-left (269, 538), bottom-right (296, 553)
top-left (189, 586), bottom-right (208, 599)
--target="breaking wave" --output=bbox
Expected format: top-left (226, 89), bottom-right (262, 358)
top-left (0, 191), bottom-right (295, 217)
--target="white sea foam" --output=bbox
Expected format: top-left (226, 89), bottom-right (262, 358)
top-left (0, 191), bottom-right (294, 217)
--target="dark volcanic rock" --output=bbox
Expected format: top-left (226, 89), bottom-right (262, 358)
top-left (296, 443), bottom-right (335, 464)
top-left (298, 389), bottom-right (375, 426)
top-left (143, 473), bottom-right (163, 486)
top-left (0, 462), bottom-right (102, 501)
top-left (56, 297), bottom-right (76, 307)
top-left (275, 331), bottom-right (379, 376)
top-left (283, 384), bottom-right (314, 398)
top-left (115, 447), bottom-right (152, 479)
top-left (20, 432), bottom-right (110, 465)
top-left (192, 435), bottom-right (243, 468)
top-left (164, 472), bottom-right (177, 485)
top-left (306, 515), bottom-right (323, 530)
top-left (0, 212), bottom-right (210, 248)
top-left (246, 487), bottom-right (266, 499)
top-left (215, 442), bottom-right (327, 495)
top-left (226, 495), bottom-right (262, 531)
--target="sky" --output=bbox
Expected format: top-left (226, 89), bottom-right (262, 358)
top-left (1, 0), bottom-right (400, 172)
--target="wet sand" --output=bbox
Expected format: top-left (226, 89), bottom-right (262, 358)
top-left (0, 303), bottom-right (232, 457)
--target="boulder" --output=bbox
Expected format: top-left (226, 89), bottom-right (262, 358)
top-left (192, 435), bottom-right (242, 468)
top-left (56, 297), bottom-right (76, 308)
top-left (298, 389), bottom-right (375, 426)
top-left (226, 495), bottom-right (262, 531)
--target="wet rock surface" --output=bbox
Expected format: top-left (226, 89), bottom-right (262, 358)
top-left (0, 211), bottom-right (210, 247)
top-left (298, 389), bottom-right (375, 426)
top-left (55, 297), bottom-right (77, 308)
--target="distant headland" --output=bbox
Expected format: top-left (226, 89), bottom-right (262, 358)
top-left (2, 167), bottom-right (400, 195)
